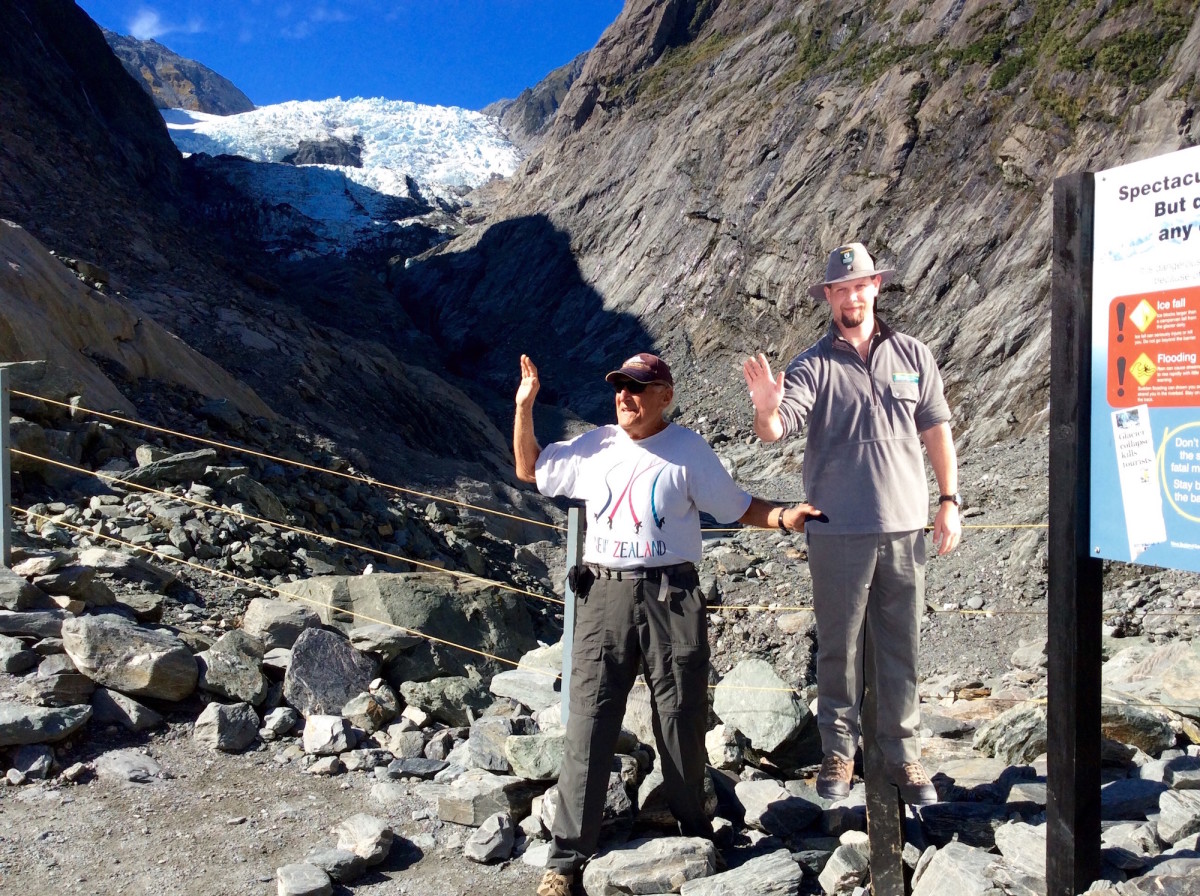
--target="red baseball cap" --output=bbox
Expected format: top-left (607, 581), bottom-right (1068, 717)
top-left (604, 352), bottom-right (673, 386)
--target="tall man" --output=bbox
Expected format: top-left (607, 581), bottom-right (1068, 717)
top-left (742, 242), bottom-right (961, 806)
top-left (516, 352), bottom-right (818, 896)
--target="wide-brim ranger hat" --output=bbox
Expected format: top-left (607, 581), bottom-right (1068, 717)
top-left (604, 352), bottom-right (674, 386)
top-left (807, 242), bottom-right (895, 299)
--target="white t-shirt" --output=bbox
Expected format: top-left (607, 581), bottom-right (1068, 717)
top-left (535, 423), bottom-right (752, 568)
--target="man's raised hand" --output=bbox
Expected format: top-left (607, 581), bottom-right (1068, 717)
top-left (517, 354), bottom-right (540, 408)
top-left (743, 353), bottom-right (784, 415)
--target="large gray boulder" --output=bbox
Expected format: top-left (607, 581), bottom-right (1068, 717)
top-left (399, 675), bottom-right (491, 728)
top-left (196, 629), bottom-right (268, 706)
top-left (282, 572), bottom-right (538, 683)
top-left (115, 448), bottom-right (217, 487)
top-left (61, 614), bottom-right (197, 701)
top-left (0, 701), bottom-right (91, 746)
top-left (582, 837), bottom-right (717, 896)
top-left (713, 658), bottom-right (809, 754)
top-left (242, 597), bottom-right (321, 649)
top-left (283, 628), bottom-right (378, 717)
top-left (0, 567), bottom-right (53, 611)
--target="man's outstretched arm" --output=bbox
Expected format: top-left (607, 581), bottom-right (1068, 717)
top-left (514, 354), bottom-right (542, 483)
top-left (738, 496), bottom-right (823, 532)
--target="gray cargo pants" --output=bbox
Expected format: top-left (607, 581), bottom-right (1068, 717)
top-left (546, 562), bottom-right (712, 875)
top-left (807, 530), bottom-right (926, 767)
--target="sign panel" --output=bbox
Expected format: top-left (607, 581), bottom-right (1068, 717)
top-left (1091, 145), bottom-right (1200, 572)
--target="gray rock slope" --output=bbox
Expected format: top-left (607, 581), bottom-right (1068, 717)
top-left (397, 0), bottom-right (1200, 457)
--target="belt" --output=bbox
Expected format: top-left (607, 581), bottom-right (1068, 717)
top-left (585, 561), bottom-right (696, 601)
top-left (585, 561), bottom-right (695, 581)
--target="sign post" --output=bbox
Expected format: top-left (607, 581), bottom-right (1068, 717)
top-left (1048, 144), bottom-right (1200, 893)
top-left (1048, 170), bottom-right (1103, 894)
top-left (561, 506), bottom-right (583, 725)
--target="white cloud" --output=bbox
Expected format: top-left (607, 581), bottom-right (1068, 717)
top-left (127, 6), bottom-right (205, 41)
top-left (128, 8), bottom-right (166, 40)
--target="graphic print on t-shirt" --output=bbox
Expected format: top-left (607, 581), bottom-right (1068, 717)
top-left (594, 457), bottom-right (667, 534)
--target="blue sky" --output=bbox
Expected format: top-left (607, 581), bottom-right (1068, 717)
top-left (77, 1), bottom-right (624, 110)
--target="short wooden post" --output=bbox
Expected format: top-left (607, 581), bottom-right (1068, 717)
top-left (0, 366), bottom-right (11, 568)
top-left (560, 506), bottom-right (584, 725)
top-left (1047, 170), bottom-right (1103, 893)
top-left (862, 626), bottom-right (906, 896)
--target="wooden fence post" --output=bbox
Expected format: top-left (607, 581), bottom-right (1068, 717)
top-left (1047, 170), bottom-right (1103, 893)
top-left (1, 366), bottom-right (11, 568)
top-left (863, 627), bottom-right (906, 895)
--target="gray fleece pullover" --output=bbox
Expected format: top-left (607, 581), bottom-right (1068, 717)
top-left (776, 318), bottom-right (951, 535)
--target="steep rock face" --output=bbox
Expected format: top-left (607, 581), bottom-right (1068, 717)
top-left (0, 0), bottom-right (518, 484)
top-left (485, 53), bottom-right (589, 153)
top-left (0, 219), bottom-right (273, 418)
top-left (103, 30), bottom-right (256, 115)
top-left (0, 0), bottom-right (183, 268)
top-left (399, 0), bottom-right (1200, 452)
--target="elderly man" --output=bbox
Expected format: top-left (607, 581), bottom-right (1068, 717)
top-left (516, 351), bottom-right (818, 896)
top-left (743, 242), bottom-right (961, 807)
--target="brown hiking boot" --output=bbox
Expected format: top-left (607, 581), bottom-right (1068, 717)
top-left (536, 869), bottom-right (575, 896)
top-left (816, 752), bottom-right (854, 800)
top-left (888, 761), bottom-right (938, 806)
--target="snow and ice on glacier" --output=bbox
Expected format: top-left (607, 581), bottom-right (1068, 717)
top-left (161, 97), bottom-right (521, 255)
top-left (162, 97), bottom-right (521, 196)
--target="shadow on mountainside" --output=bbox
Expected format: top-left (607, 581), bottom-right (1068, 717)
top-left (393, 213), bottom-right (658, 442)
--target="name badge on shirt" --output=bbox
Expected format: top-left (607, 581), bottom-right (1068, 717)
top-left (892, 372), bottom-right (919, 384)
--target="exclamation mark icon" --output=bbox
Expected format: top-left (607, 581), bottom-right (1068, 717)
top-left (1116, 302), bottom-right (1126, 343)
top-left (1117, 356), bottom-right (1126, 398)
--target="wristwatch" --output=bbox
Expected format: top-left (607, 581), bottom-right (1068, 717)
top-left (938, 493), bottom-right (961, 508)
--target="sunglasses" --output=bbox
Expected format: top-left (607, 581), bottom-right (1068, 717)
top-left (610, 379), bottom-right (651, 394)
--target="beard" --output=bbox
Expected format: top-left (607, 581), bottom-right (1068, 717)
top-left (839, 306), bottom-right (867, 329)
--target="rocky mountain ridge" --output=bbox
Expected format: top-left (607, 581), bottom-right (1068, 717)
top-left (396, 0), bottom-right (1200, 461)
top-left (102, 28), bottom-right (256, 115)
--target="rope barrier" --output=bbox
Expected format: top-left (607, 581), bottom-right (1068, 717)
top-left (10, 506), bottom-right (1198, 706)
top-left (12, 505), bottom-right (561, 681)
top-left (14, 449), bottom-right (1200, 622)
top-left (10, 390), bottom-right (566, 533)
top-left (13, 390), bottom-right (1055, 539)
top-left (10, 449), bottom-right (564, 608)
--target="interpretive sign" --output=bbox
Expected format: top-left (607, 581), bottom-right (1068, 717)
top-left (1091, 145), bottom-right (1200, 572)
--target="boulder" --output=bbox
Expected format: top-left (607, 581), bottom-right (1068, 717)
top-left (0, 567), bottom-right (53, 611)
top-left (713, 658), bottom-right (809, 754)
top-left (61, 615), bottom-right (197, 701)
top-left (582, 837), bottom-right (717, 896)
top-left (0, 701), bottom-right (91, 746)
top-left (282, 572), bottom-right (538, 682)
top-left (193, 701), bottom-right (259, 752)
top-left (196, 629), bottom-right (268, 705)
top-left (283, 628), bottom-right (378, 717)
top-left (241, 597), bottom-right (321, 650)
top-left (331, 813), bottom-right (393, 866)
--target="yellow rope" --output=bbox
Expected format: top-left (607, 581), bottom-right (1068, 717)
top-left (10, 449), bottom-right (564, 607)
top-left (13, 506), bottom-right (561, 680)
top-left (10, 390), bottom-right (565, 532)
